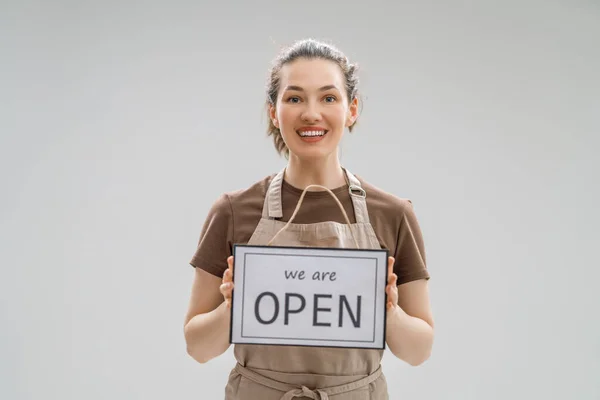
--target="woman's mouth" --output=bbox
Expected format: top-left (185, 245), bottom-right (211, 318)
top-left (297, 130), bottom-right (328, 143)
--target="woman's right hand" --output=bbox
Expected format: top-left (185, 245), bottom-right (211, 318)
top-left (220, 256), bottom-right (234, 308)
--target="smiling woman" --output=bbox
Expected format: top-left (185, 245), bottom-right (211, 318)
top-left (271, 63), bottom-right (352, 156)
top-left (265, 42), bottom-right (359, 165)
top-left (184, 39), bottom-right (434, 400)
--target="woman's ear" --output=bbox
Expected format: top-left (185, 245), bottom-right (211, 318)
top-left (269, 104), bottom-right (278, 128)
top-left (346, 97), bottom-right (359, 127)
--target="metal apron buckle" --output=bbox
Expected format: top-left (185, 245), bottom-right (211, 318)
top-left (349, 184), bottom-right (366, 198)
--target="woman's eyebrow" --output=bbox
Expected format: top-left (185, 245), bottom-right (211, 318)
top-left (284, 85), bottom-right (338, 92)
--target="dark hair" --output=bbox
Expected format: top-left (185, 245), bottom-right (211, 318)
top-left (265, 39), bottom-right (360, 158)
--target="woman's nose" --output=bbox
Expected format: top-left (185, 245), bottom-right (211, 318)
top-left (301, 102), bottom-right (322, 122)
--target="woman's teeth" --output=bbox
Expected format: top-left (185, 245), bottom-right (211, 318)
top-left (298, 130), bottom-right (326, 137)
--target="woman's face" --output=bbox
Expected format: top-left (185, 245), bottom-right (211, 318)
top-left (270, 58), bottom-right (358, 160)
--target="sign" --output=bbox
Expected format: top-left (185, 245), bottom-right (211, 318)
top-left (229, 244), bottom-right (388, 349)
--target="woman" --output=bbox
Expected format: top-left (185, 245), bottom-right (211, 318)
top-left (184, 39), bottom-right (434, 399)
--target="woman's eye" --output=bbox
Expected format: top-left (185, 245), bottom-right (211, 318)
top-left (286, 97), bottom-right (300, 103)
top-left (324, 96), bottom-right (336, 103)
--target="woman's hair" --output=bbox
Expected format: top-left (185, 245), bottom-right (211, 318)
top-left (265, 39), bottom-right (360, 158)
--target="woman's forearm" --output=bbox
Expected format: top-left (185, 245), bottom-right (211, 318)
top-left (184, 302), bottom-right (231, 363)
top-left (386, 305), bottom-right (434, 366)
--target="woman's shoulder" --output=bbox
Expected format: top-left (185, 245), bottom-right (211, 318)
top-left (210, 174), bottom-right (275, 215)
top-left (227, 174), bottom-right (274, 202)
top-left (355, 174), bottom-right (417, 218)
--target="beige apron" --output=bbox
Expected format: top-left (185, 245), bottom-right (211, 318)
top-left (225, 168), bottom-right (388, 400)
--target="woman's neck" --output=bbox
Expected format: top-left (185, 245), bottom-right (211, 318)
top-left (284, 153), bottom-right (346, 191)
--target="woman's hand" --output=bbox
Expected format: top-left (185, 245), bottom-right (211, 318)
top-left (220, 256), bottom-right (234, 308)
top-left (386, 256), bottom-right (401, 316)
top-left (383, 255), bottom-right (435, 365)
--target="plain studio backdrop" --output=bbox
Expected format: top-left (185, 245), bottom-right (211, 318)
top-left (1, 1), bottom-right (598, 399)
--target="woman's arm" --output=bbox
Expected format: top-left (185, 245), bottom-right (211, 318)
top-left (183, 257), bottom-right (234, 364)
top-left (385, 257), bottom-right (435, 366)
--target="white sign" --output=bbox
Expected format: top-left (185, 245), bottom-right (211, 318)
top-left (229, 244), bottom-right (388, 349)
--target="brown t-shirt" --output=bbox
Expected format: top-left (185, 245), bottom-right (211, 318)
top-left (190, 174), bottom-right (430, 285)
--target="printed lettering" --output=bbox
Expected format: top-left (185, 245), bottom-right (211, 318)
top-left (313, 294), bottom-right (332, 327)
top-left (339, 295), bottom-right (362, 328)
top-left (312, 271), bottom-right (337, 281)
top-left (284, 293), bottom-right (306, 325)
top-left (255, 292), bottom-right (279, 324)
top-left (284, 270), bottom-right (306, 280)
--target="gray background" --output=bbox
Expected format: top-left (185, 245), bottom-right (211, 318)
top-left (1, 0), bottom-right (598, 399)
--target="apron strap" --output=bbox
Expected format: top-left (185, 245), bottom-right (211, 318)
top-left (343, 168), bottom-right (370, 224)
top-left (262, 167), bottom-right (370, 224)
top-left (267, 183), bottom-right (360, 248)
top-left (234, 363), bottom-right (382, 400)
top-left (262, 169), bottom-right (286, 219)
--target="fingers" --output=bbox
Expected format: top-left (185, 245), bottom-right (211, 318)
top-left (386, 279), bottom-right (398, 296)
top-left (387, 256), bottom-right (395, 277)
top-left (387, 256), bottom-right (397, 286)
top-left (386, 285), bottom-right (398, 309)
top-left (222, 268), bottom-right (232, 283)
top-left (220, 280), bottom-right (233, 296)
top-left (386, 257), bottom-right (398, 310)
top-left (220, 280), bottom-right (234, 308)
top-left (221, 256), bottom-right (235, 308)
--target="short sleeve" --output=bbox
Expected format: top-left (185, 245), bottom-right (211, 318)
top-left (394, 200), bottom-right (430, 285)
top-left (189, 194), bottom-right (234, 278)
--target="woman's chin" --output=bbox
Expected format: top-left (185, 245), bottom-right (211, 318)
top-left (289, 146), bottom-right (339, 161)
top-left (287, 134), bottom-right (342, 159)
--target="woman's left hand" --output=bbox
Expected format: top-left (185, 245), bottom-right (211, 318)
top-left (386, 256), bottom-right (401, 316)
